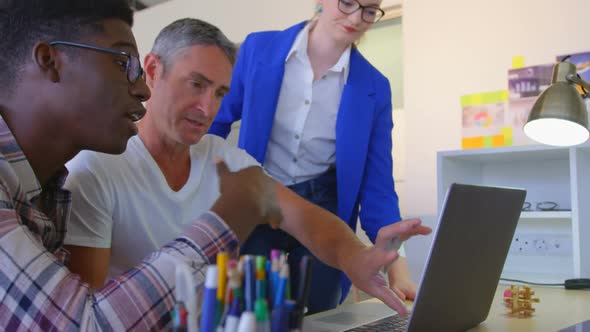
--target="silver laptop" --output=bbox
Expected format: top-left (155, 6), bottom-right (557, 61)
top-left (303, 183), bottom-right (526, 332)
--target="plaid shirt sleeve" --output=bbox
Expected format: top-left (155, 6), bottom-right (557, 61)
top-left (0, 181), bottom-right (238, 331)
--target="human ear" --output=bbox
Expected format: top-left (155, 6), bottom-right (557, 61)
top-left (143, 53), bottom-right (162, 89)
top-left (32, 42), bottom-right (61, 83)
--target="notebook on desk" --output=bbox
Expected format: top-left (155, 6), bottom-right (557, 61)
top-left (303, 183), bottom-right (527, 332)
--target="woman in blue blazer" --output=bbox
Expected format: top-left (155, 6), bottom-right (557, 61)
top-left (210, 0), bottom-right (417, 314)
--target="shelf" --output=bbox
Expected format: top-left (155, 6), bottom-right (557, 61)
top-left (437, 144), bottom-right (570, 163)
top-left (519, 211), bottom-right (572, 220)
top-left (438, 143), bottom-right (590, 279)
top-left (438, 141), bottom-right (590, 164)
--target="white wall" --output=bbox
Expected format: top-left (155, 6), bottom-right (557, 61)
top-left (133, 0), bottom-right (313, 57)
top-left (403, 0), bottom-right (590, 279)
top-left (356, 18), bottom-right (406, 209)
top-left (382, 0), bottom-right (402, 8)
top-left (405, 0), bottom-right (590, 216)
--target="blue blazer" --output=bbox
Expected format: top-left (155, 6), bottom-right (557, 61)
top-left (210, 22), bottom-right (401, 243)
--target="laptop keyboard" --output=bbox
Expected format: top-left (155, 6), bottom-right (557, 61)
top-left (345, 314), bottom-right (409, 332)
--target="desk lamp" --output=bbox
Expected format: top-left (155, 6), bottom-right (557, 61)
top-left (524, 60), bottom-right (590, 146)
top-left (520, 59), bottom-right (590, 291)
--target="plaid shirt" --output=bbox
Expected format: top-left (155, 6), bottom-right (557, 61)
top-left (0, 118), bottom-right (238, 331)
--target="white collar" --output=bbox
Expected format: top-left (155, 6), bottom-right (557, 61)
top-left (286, 21), bottom-right (351, 82)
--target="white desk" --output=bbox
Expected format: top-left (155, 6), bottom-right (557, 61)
top-left (305, 285), bottom-right (590, 331)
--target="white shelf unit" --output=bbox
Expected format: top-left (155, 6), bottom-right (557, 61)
top-left (519, 211), bottom-right (572, 220)
top-left (437, 143), bottom-right (590, 284)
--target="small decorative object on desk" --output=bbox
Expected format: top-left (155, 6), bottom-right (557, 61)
top-left (503, 285), bottom-right (540, 317)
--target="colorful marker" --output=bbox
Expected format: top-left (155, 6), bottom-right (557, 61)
top-left (274, 263), bottom-right (289, 308)
top-left (236, 312), bottom-right (256, 332)
top-left (243, 255), bottom-right (255, 312)
top-left (216, 252), bottom-right (229, 326)
top-left (200, 265), bottom-right (218, 332)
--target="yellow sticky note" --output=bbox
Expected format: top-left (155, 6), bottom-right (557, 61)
top-left (501, 127), bottom-right (513, 138)
top-left (461, 90), bottom-right (509, 108)
top-left (512, 56), bottom-right (525, 69)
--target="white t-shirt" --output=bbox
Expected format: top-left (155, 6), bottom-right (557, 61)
top-left (64, 134), bottom-right (259, 277)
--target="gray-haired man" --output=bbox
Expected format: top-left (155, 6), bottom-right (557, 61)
top-left (64, 18), bottom-right (430, 315)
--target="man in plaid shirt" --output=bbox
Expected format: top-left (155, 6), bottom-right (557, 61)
top-left (0, 0), bottom-right (282, 330)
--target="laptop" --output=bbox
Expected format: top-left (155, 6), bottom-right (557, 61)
top-left (303, 183), bottom-right (526, 332)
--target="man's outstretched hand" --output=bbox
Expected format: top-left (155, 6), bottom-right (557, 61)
top-left (341, 219), bottom-right (431, 315)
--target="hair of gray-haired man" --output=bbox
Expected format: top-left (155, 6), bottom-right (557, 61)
top-left (150, 18), bottom-right (237, 74)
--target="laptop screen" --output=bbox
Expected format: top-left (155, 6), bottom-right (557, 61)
top-left (304, 183), bottom-right (526, 332)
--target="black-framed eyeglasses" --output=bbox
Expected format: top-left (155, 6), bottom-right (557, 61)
top-left (49, 41), bottom-right (145, 84)
top-left (338, 0), bottom-right (385, 24)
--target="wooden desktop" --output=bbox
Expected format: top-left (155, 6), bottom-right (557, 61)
top-left (468, 284), bottom-right (589, 331)
top-left (306, 284), bottom-right (590, 331)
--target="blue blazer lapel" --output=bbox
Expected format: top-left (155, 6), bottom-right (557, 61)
top-left (336, 49), bottom-right (376, 223)
top-left (247, 22), bottom-right (307, 162)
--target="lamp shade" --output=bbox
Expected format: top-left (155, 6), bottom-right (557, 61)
top-left (524, 62), bottom-right (589, 146)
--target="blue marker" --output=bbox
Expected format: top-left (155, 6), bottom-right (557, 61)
top-left (243, 256), bottom-right (255, 312)
top-left (270, 302), bottom-right (289, 332)
top-left (273, 264), bottom-right (289, 308)
top-left (269, 249), bottom-right (281, 308)
top-left (223, 295), bottom-right (241, 332)
top-left (200, 265), bottom-right (218, 332)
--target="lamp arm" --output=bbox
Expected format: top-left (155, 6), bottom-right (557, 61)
top-left (566, 74), bottom-right (590, 98)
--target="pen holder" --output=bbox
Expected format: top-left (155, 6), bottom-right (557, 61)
top-left (183, 252), bottom-right (313, 332)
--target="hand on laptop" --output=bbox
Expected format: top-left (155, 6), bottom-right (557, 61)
top-left (378, 219), bottom-right (431, 302)
top-left (344, 219), bottom-right (431, 315)
top-left (387, 263), bottom-right (418, 301)
top-left (211, 159), bottom-right (283, 242)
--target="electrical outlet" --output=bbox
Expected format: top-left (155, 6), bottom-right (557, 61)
top-left (509, 232), bottom-right (572, 256)
top-left (546, 235), bottom-right (572, 256)
top-left (532, 237), bottom-right (548, 253)
top-left (509, 233), bottom-right (534, 255)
